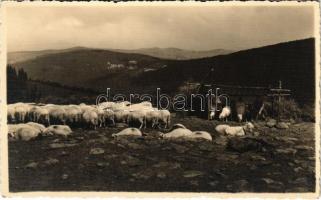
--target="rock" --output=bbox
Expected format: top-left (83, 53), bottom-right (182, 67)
top-left (199, 143), bottom-right (214, 151)
top-left (250, 155), bottom-right (266, 161)
top-left (234, 179), bottom-right (249, 191)
top-left (156, 172), bottom-right (166, 179)
top-left (293, 177), bottom-right (308, 185)
top-left (276, 122), bottom-right (289, 129)
top-left (61, 174), bottom-right (69, 180)
top-left (49, 143), bottom-right (78, 149)
top-left (152, 161), bottom-right (181, 169)
top-left (214, 170), bottom-right (228, 179)
top-left (266, 119), bottom-right (277, 128)
top-left (189, 180), bottom-right (199, 186)
top-left (89, 148), bottom-right (105, 155)
top-left (295, 145), bottom-right (314, 151)
top-left (127, 143), bottom-right (145, 150)
top-left (115, 123), bottom-right (128, 128)
top-left (172, 144), bottom-right (189, 154)
top-left (124, 156), bottom-right (141, 167)
top-left (183, 170), bottom-right (204, 178)
top-left (43, 158), bottom-right (59, 166)
top-left (60, 151), bottom-right (69, 156)
top-left (25, 162), bottom-right (38, 169)
top-left (227, 137), bottom-right (267, 153)
top-left (294, 167), bottom-right (304, 173)
top-left (275, 148), bottom-right (297, 155)
top-left (208, 181), bottom-right (219, 187)
top-left (96, 162), bottom-right (109, 168)
top-left (215, 136), bottom-right (228, 146)
top-left (261, 178), bottom-right (284, 189)
top-left (132, 169), bottom-right (154, 180)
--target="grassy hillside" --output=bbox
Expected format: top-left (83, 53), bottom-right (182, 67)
top-left (9, 38), bottom-right (315, 104)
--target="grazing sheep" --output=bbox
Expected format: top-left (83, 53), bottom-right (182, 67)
top-left (145, 109), bottom-right (160, 128)
top-left (94, 108), bottom-right (105, 127)
top-left (219, 106), bottom-right (231, 122)
top-left (235, 100), bottom-right (246, 122)
top-left (30, 106), bottom-right (50, 125)
top-left (127, 110), bottom-right (146, 129)
top-left (157, 109), bottom-right (171, 129)
top-left (43, 125), bottom-right (72, 137)
top-left (82, 110), bottom-right (99, 129)
top-left (225, 122), bottom-right (255, 136)
top-left (47, 106), bottom-right (66, 125)
top-left (14, 105), bottom-right (28, 123)
top-left (103, 109), bottom-right (115, 126)
top-left (190, 131), bottom-right (213, 141)
top-left (7, 105), bottom-right (15, 123)
top-left (215, 124), bottom-right (231, 134)
top-left (65, 105), bottom-right (82, 125)
top-left (114, 109), bottom-right (130, 123)
top-left (112, 127), bottom-right (142, 137)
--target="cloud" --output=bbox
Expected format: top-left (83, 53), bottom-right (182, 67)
top-left (5, 4), bottom-right (316, 52)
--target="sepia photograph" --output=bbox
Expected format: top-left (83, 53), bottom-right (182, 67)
top-left (0, 1), bottom-right (320, 197)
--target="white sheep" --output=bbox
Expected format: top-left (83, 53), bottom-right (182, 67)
top-left (172, 123), bottom-right (187, 129)
top-left (157, 109), bottom-right (171, 129)
top-left (82, 110), bottom-right (99, 129)
top-left (15, 125), bottom-right (41, 141)
top-left (219, 106), bottom-right (231, 122)
top-left (7, 105), bottom-right (16, 123)
top-left (145, 109), bottom-right (160, 128)
top-left (30, 106), bottom-right (50, 125)
top-left (14, 104), bottom-right (28, 123)
top-left (103, 109), bottom-right (115, 126)
top-left (65, 105), bottom-right (82, 125)
top-left (160, 128), bottom-right (193, 139)
top-left (190, 131), bottom-right (213, 141)
top-left (43, 125), bottom-right (72, 137)
top-left (215, 124), bottom-right (231, 134)
top-left (26, 122), bottom-right (46, 132)
top-left (127, 110), bottom-right (146, 129)
top-left (112, 127), bottom-right (142, 137)
top-left (114, 109), bottom-right (130, 123)
top-left (47, 106), bottom-right (66, 124)
top-left (225, 122), bottom-right (255, 136)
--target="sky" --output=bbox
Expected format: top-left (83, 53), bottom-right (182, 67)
top-left (5, 3), bottom-right (316, 52)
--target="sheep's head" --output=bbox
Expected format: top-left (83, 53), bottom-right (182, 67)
top-left (244, 122), bottom-right (255, 132)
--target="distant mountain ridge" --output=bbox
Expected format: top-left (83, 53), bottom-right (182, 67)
top-left (8, 38), bottom-right (315, 104)
top-left (108, 47), bottom-right (232, 60)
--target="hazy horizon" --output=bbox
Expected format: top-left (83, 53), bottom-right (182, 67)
top-left (5, 4), bottom-right (316, 52)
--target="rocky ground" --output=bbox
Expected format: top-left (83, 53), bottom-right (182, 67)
top-left (8, 116), bottom-right (316, 192)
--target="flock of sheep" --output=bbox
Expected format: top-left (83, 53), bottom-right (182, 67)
top-left (7, 101), bottom-right (255, 142)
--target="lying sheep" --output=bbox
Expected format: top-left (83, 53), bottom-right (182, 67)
top-left (43, 125), bottom-right (72, 137)
top-left (190, 131), bottom-right (213, 141)
top-left (160, 128), bottom-right (193, 139)
top-left (219, 106), bottom-right (231, 122)
top-left (172, 123), bottom-right (187, 130)
top-left (26, 122), bottom-right (46, 132)
top-left (161, 128), bottom-right (212, 141)
top-left (16, 126), bottom-right (41, 141)
top-left (216, 122), bottom-right (255, 136)
top-left (112, 127), bottom-right (142, 137)
top-left (215, 124), bottom-right (231, 134)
